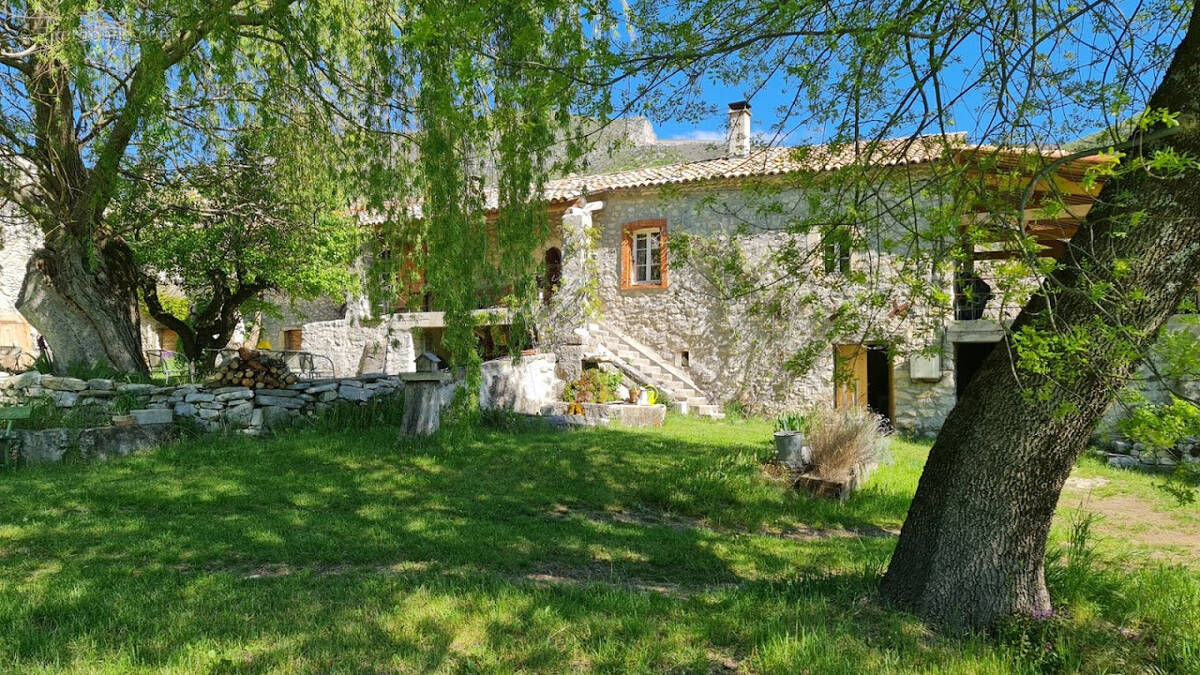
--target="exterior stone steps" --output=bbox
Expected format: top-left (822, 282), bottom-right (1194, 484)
top-left (587, 323), bottom-right (715, 416)
top-left (693, 404), bottom-right (726, 419)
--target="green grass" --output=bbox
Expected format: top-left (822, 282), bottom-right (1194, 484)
top-left (0, 415), bottom-right (1197, 672)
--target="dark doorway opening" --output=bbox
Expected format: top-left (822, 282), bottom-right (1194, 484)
top-left (866, 346), bottom-right (893, 424)
top-left (542, 247), bottom-right (562, 305)
top-left (955, 341), bottom-right (999, 398)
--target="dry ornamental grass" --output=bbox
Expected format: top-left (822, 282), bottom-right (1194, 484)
top-left (806, 405), bottom-right (890, 480)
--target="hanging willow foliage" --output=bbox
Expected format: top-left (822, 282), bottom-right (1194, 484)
top-left (0, 0), bottom-right (620, 378)
top-left (366, 0), bottom-right (618, 405)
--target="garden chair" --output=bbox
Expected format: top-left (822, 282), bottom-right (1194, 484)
top-left (0, 405), bottom-right (31, 470)
top-left (144, 349), bottom-right (195, 384)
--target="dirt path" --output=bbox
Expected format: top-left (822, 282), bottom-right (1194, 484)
top-left (1059, 476), bottom-right (1200, 563)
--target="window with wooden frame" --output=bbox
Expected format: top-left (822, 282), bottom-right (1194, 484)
top-left (620, 220), bottom-right (668, 290)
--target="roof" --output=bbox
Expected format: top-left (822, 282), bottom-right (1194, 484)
top-left (356, 133), bottom-right (1107, 224)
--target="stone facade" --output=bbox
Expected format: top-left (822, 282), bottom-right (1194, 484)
top-left (0, 204), bottom-right (42, 360)
top-left (569, 183), bottom-right (962, 433)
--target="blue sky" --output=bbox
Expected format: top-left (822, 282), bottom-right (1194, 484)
top-left (625, 1), bottom-right (1189, 150)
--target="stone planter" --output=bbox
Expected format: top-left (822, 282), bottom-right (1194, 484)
top-left (774, 431), bottom-right (810, 469)
top-left (541, 401), bottom-right (666, 427)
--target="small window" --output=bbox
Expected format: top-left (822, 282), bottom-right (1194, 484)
top-left (822, 227), bottom-right (853, 276)
top-left (621, 220), bottom-right (669, 290)
top-left (283, 329), bottom-right (303, 351)
top-left (632, 231), bottom-right (662, 284)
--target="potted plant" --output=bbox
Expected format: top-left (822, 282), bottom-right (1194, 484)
top-left (627, 387), bottom-right (642, 404)
top-left (774, 411), bottom-right (811, 469)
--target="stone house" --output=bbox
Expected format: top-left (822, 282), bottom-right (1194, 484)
top-left (0, 105), bottom-right (1187, 437)
top-left (267, 104), bottom-right (1116, 435)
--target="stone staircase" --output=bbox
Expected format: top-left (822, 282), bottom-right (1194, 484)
top-left (586, 323), bottom-right (724, 419)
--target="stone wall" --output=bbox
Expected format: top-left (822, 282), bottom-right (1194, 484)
top-left (477, 353), bottom-right (558, 414)
top-left (0, 371), bottom-right (405, 440)
top-left (13, 424), bottom-right (182, 464)
top-left (0, 205), bottom-right (42, 356)
top-left (262, 315), bottom-right (419, 378)
top-left (2, 351), bottom-right (560, 464)
top-left (0, 205), bottom-right (40, 320)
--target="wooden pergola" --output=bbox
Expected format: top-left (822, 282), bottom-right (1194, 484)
top-left (954, 148), bottom-right (1110, 261)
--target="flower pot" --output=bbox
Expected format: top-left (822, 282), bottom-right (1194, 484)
top-left (111, 414), bottom-right (134, 427)
top-left (774, 431), bottom-right (810, 469)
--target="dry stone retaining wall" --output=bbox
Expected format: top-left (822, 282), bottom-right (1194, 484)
top-left (1, 354), bottom-right (561, 464)
top-left (0, 371), bottom-right (404, 440)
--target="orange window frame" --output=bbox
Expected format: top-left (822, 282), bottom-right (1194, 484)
top-left (620, 219), bottom-right (669, 290)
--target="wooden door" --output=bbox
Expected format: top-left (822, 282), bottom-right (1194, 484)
top-left (833, 344), bottom-right (868, 410)
top-left (159, 329), bottom-right (179, 353)
top-left (0, 316), bottom-right (33, 353)
top-left (0, 316), bottom-right (32, 371)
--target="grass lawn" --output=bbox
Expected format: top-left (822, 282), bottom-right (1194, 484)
top-left (0, 414), bottom-right (1198, 673)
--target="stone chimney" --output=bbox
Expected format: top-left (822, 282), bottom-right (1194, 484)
top-left (727, 101), bottom-right (751, 157)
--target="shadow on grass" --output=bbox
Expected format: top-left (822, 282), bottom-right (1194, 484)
top-left (0, 417), bottom-right (926, 670)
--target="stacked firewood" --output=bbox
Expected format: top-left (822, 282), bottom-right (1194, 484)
top-left (210, 348), bottom-right (300, 389)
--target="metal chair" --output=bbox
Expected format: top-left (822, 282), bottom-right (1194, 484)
top-left (144, 349), bottom-right (195, 384)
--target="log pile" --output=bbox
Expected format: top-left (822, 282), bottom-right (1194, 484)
top-left (210, 348), bottom-right (300, 389)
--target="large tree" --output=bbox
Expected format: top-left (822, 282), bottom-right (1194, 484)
top-left (603, 0), bottom-right (1200, 630)
top-left (118, 141), bottom-right (361, 367)
top-left (0, 0), bottom-right (611, 379)
top-left (879, 22), bottom-right (1200, 628)
top-left (0, 0), bottom-right (400, 373)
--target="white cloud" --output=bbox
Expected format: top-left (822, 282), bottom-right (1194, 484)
top-left (664, 129), bottom-right (726, 142)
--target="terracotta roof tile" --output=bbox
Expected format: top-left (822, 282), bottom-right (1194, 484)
top-left (357, 133), bottom-right (1104, 223)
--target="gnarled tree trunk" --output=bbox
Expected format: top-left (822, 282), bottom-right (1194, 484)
top-left (16, 236), bottom-right (146, 374)
top-left (881, 8), bottom-right (1200, 631)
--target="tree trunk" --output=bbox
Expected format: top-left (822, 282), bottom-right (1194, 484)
top-left (139, 272), bottom-right (266, 373)
top-left (880, 8), bottom-right (1200, 631)
top-left (16, 237), bottom-right (147, 375)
